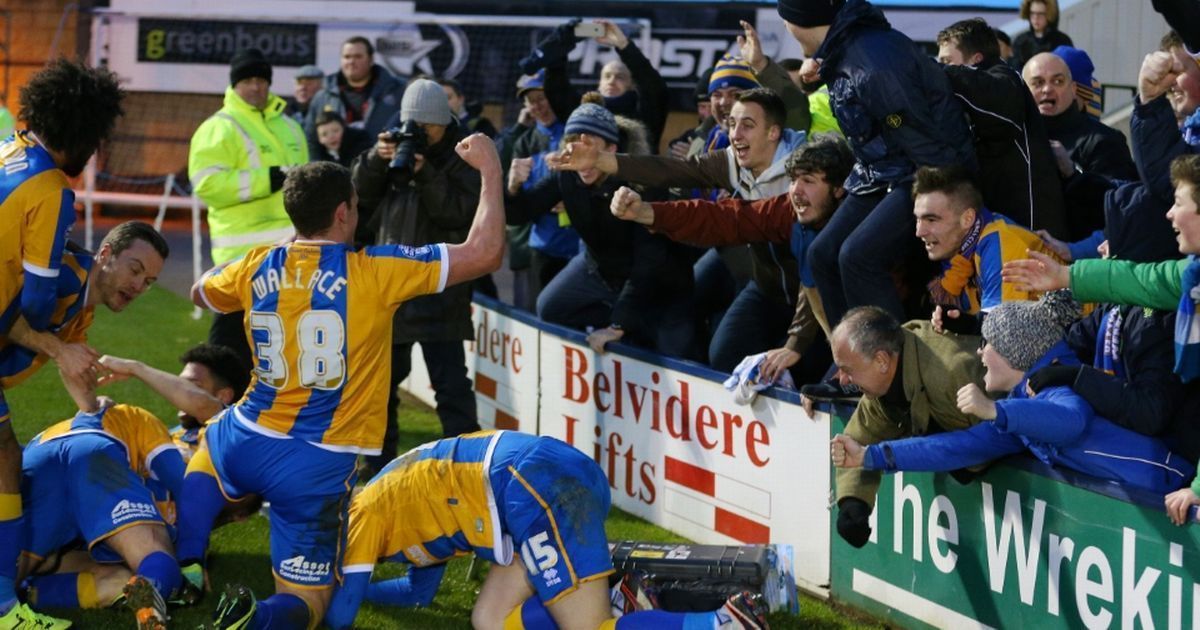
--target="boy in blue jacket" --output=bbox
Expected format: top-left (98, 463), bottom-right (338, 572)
top-left (832, 291), bottom-right (1194, 495)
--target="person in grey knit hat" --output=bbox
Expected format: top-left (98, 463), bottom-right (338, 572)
top-left (981, 289), bottom-right (1080, 374)
top-left (833, 287), bottom-right (1194, 496)
top-left (350, 76), bottom-right (483, 471)
top-left (399, 78), bottom-right (453, 126)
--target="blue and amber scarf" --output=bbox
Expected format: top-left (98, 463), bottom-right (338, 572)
top-left (1175, 255), bottom-right (1200, 382)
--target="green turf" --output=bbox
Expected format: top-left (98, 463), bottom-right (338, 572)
top-left (4, 287), bottom-right (882, 629)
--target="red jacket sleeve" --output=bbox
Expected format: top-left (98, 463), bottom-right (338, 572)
top-left (648, 193), bottom-right (794, 247)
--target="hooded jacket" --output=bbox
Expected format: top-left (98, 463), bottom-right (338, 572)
top-left (189, 87), bottom-right (308, 265)
top-left (864, 341), bottom-right (1194, 494)
top-left (814, 0), bottom-right (976, 194)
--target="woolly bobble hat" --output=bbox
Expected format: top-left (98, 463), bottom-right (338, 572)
top-left (400, 78), bottom-right (453, 126)
top-left (708, 55), bottom-right (760, 95)
top-left (981, 290), bottom-right (1081, 373)
top-left (776, 0), bottom-right (846, 28)
top-left (1053, 45), bottom-right (1103, 120)
top-left (564, 102), bottom-right (620, 145)
top-left (229, 48), bottom-right (272, 86)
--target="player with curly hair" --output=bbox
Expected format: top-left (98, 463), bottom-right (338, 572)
top-left (0, 58), bottom-right (125, 629)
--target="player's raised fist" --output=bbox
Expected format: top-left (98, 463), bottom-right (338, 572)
top-left (455, 133), bottom-right (500, 172)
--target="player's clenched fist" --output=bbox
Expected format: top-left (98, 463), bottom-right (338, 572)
top-left (455, 133), bottom-right (500, 173)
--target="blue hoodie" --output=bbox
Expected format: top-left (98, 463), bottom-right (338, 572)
top-left (863, 341), bottom-right (1194, 494)
top-left (815, 0), bottom-right (976, 194)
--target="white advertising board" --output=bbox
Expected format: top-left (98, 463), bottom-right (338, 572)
top-left (538, 335), bottom-right (832, 594)
top-left (465, 302), bottom-right (541, 433)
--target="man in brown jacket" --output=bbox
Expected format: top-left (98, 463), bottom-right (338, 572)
top-left (825, 306), bottom-right (986, 547)
top-left (609, 137), bottom-right (853, 385)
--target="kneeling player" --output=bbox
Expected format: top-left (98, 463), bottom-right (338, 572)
top-left (325, 430), bottom-right (767, 630)
top-left (19, 394), bottom-right (186, 630)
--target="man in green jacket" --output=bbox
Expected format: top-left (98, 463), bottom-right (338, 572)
top-left (188, 48), bottom-right (308, 370)
top-left (826, 306), bottom-right (986, 547)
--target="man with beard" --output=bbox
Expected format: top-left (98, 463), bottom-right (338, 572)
top-left (608, 137), bottom-right (854, 385)
top-left (0, 58), bottom-right (124, 628)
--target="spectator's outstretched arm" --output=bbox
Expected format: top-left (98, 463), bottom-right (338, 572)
top-left (97, 355), bottom-right (225, 424)
top-left (610, 23), bottom-right (670, 147)
top-left (550, 140), bottom-right (730, 190)
top-left (740, 20), bottom-right (811, 133)
top-left (649, 193), bottom-right (795, 246)
top-left (445, 134), bottom-right (506, 287)
top-left (861, 422), bottom-right (1025, 472)
top-left (1066, 257), bottom-right (1188, 310)
top-left (543, 61), bottom-right (580, 125)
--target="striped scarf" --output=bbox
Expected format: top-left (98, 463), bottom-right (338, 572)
top-left (1093, 306), bottom-right (1125, 378)
top-left (1175, 255), bottom-right (1200, 382)
top-left (927, 208), bottom-right (990, 308)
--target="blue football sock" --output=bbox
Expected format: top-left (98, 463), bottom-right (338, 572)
top-left (0, 494), bottom-right (22, 613)
top-left (137, 551), bottom-right (181, 600)
top-left (175, 472), bottom-right (227, 564)
top-left (25, 573), bottom-right (81, 608)
top-left (253, 592), bottom-right (309, 630)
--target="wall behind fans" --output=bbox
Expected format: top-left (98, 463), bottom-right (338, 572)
top-left (1, 0), bottom-right (82, 112)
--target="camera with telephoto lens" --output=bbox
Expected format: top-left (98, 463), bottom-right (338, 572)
top-left (385, 120), bottom-right (427, 174)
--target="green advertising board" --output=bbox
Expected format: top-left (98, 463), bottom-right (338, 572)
top-left (828, 413), bottom-right (1200, 629)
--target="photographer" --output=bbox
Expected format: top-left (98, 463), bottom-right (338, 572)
top-left (351, 79), bottom-right (481, 476)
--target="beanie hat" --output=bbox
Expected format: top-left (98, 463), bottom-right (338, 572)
top-left (981, 290), bottom-right (1080, 373)
top-left (230, 48), bottom-right (272, 86)
top-left (400, 78), bottom-right (453, 126)
top-left (1052, 45), bottom-right (1103, 120)
top-left (564, 102), bottom-right (620, 145)
top-left (294, 65), bottom-right (324, 80)
top-left (709, 55), bottom-right (760, 95)
top-left (516, 69), bottom-right (546, 99)
top-left (777, 0), bottom-right (846, 28)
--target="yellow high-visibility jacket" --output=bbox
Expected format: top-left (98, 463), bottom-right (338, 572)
top-left (189, 88), bottom-right (308, 264)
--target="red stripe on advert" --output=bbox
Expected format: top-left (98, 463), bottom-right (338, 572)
top-left (494, 409), bottom-right (519, 430)
top-left (715, 507), bottom-right (770, 543)
top-left (474, 373), bottom-right (497, 399)
top-left (664, 456), bottom-right (715, 496)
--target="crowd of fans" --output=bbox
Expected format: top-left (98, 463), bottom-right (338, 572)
top-left (186, 0), bottom-right (1200, 552)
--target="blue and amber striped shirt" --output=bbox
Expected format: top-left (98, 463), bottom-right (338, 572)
top-left (198, 240), bottom-right (447, 453)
